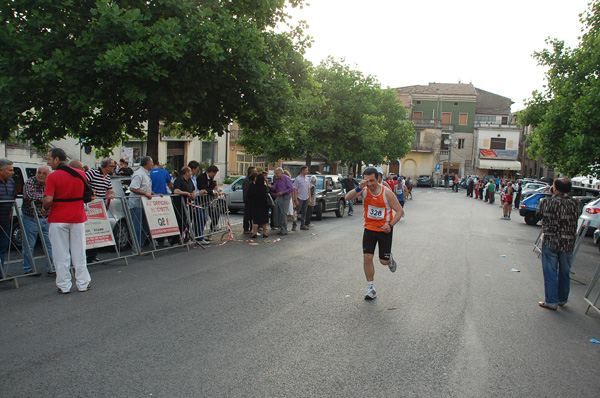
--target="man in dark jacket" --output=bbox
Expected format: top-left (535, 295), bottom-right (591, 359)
top-left (197, 165), bottom-right (223, 232)
top-left (242, 166), bottom-right (256, 234)
top-left (342, 173), bottom-right (359, 216)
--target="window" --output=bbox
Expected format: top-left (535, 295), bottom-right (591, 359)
top-left (441, 134), bottom-right (450, 150)
top-left (490, 138), bottom-right (506, 150)
top-left (416, 100), bottom-right (421, 105)
top-left (458, 138), bottom-right (465, 149)
top-left (459, 113), bottom-right (468, 125)
top-left (201, 141), bottom-right (215, 164)
top-left (413, 111), bottom-right (423, 120)
top-left (501, 116), bottom-right (508, 125)
top-left (454, 102), bottom-right (459, 106)
top-left (475, 115), bottom-right (496, 123)
top-left (442, 112), bottom-right (452, 124)
top-left (414, 131), bottom-right (421, 144)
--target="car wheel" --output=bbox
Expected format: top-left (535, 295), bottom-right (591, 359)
top-left (11, 224), bottom-right (22, 247)
top-left (335, 200), bottom-right (345, 217)
top-left (113, 220), bottom-right (130, 250)
top-left (524, 212), bottom-right (539, 226)
top-left (315, 202), bottom-right (324, 221)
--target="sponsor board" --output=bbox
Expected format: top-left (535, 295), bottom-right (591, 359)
top-left (85, 200), bottom-right (116, 249)
top-left (142, 197), bottom-right (180, 238)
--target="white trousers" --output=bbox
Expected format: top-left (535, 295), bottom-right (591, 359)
top-left (49, 222), bottom-right (91, 292)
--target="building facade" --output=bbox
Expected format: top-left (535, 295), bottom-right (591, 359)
top-left (396, 83), bottom-right (522, 183)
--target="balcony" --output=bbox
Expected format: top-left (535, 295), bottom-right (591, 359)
top-left (474, 121), bottom-right (520, 129)
top-left (411, 142), bottom-right (434, 152)
top-left (411, 118), bottom-right (454, 132)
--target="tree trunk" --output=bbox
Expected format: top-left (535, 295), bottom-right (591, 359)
top-left (147, 108), bottom-right (160, 163)
top-left (305, 153), bottom-right (312, 167)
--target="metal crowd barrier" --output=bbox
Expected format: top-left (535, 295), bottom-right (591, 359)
top-left (184, 193), bottom-right (233, 244)
top-left (1, 193), bottom-right (235, 289)
top-left (584, 263), bottom-right (600, 315)
top-left (0, 200), bottom-right (36, 288)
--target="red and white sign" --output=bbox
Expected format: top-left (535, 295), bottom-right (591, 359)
top-left (142, 197), bottom-right (180, 238)
top-left (85, 200), bottom-right (116, 249)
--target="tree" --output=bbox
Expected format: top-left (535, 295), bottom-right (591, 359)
top-left (238, 58), bottom-right (414, 169)
top-left (0, 0), bottom-right (309, 160)
top-left (519, 1), bottom-right (600, 177)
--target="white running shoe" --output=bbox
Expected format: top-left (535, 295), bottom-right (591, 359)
top-left (365, 287), bottom-right (377, 300)
top-left (388, 254), bottom-right (397, 273)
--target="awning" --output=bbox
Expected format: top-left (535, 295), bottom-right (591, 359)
top-left (477, 159), bottom-right (521, 171)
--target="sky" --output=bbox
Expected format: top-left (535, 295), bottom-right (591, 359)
top-left (285, 0), bottom-right (592, 111)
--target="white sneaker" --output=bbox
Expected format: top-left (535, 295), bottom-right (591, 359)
top-left (197, 239), bottom-right (211, 245)
top-left (365, 287), bottom-right (377, 300)
top-left (388, 254), bottom-right (397, 273)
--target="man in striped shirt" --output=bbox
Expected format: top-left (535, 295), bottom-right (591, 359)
top-left (85, 158), bottom-right (116, 262)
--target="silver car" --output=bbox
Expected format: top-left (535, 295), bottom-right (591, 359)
top-left (108, 176), bottom-right (132, 250)
top-left (579, 197), bottom-right (600, 235)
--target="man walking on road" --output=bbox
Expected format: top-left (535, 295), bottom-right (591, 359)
top-left (43, 148), bottom-right (91, 294)
top-left (293, 166), bottom-right (310, 230)
top-left (342, 173), bottom-right (359, 216)
top-left (536, 178), bottom-right (583, 310)
top-left (345, 167), bottom-right (403, 300)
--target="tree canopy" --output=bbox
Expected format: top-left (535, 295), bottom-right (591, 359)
top-left (0, 0), bottom-right (310, 159)
top-left (519, 0), bottom-right (600, 177)
top-left (238, 58), bottom-right (414, 168)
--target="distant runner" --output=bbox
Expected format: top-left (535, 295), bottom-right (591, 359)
top-left (345, 167), bottom-right (403, 300)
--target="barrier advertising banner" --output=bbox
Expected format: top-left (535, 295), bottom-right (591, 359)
top-left (85, 200), bottom-right (116, 249)
top-left (142, 197), bottom-right (180, 238)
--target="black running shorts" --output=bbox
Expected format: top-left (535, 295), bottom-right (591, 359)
top-left (362, 227), bottom-right (393, 260)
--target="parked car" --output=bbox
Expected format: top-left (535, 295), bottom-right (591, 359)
top-left (569, 186), bottom-right (600, 203)
top-left (578, 197), bottom-right (600, 235)
top-left (520, 191), bottom-right (589, 226)
top-left (522, 182), bottom-right (549, 193)
top-left (223, 176), bottom-right (245, 212)
top-left (107, 176), bottom-right (133, 250)
top-left (521, 185), bottom-right (550, 201)
top-left (594, 228), bottom-right (600, 252)
top-left (519, 192), bottom-right (551, 225)
top-left (223, 175), bottom-right (274, 213)
top-left (416, 175), bottom-right (433, 187)
top-left (309, 174), bottom-right (347, 220)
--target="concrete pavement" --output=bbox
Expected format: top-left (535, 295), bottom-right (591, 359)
top-left (1, 187), bottom-right (599, 397)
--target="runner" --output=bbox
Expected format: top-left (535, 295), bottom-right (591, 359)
top-left (345, 167), bottom-right (404, 300)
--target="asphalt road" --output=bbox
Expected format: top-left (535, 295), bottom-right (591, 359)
top-left (1, 188), bottom-right (599, 397)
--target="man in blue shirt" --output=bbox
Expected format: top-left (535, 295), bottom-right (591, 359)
top-left (150, 161), bottom-right (173, 195)
top-left (149, 161), bottom-right (174, 247)
top-left (0, 159), bottom-right (17, 279)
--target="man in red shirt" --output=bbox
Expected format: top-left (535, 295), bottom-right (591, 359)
top-left (43, 148), bottom-right (91, 294)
